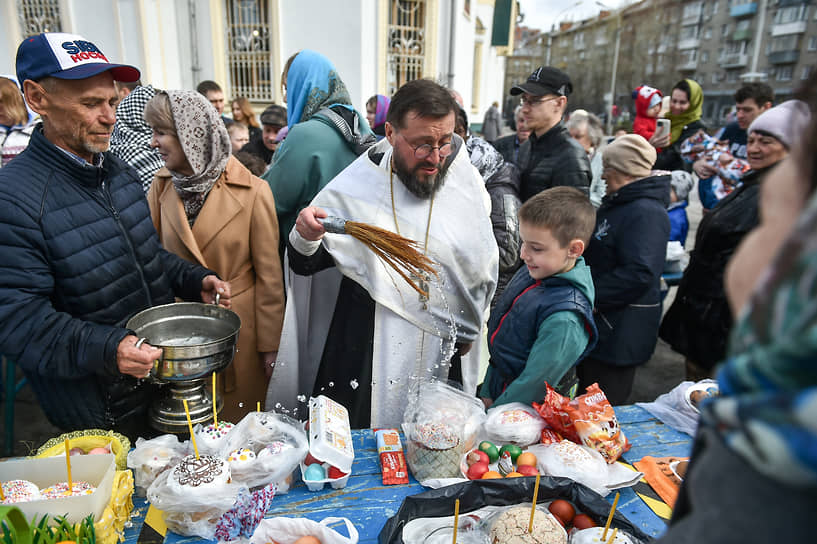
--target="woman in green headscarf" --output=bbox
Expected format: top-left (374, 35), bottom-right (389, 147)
top-left (653, 79), bottom-right (705, 171)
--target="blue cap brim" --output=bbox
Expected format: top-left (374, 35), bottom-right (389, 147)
top-left (51, 63), bottom-right (140, 82)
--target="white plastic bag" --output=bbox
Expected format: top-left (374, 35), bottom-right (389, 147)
top-left (126, 434), bottom-right (189, 496)
top-left (636, 380), bottom-right (714, 436)
top-left (217, 411), bottom-right (309, 491)
top-left (250, 516), bottom-right (359, 544)
top-left (401, 380), bottom-right (486, 482)
top-left (483, 403), bottom-right (546, 447)
top-left (146, 464), bottom-right (245, 539)
top-left (528, 441), bottom-right (641, 497)
top-left (664, 241), bottom-right (689, 273)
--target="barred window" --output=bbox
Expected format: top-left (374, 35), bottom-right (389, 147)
top-left (225, 0), bottom-right (273, 102)
top-left (17, 0), bottom-right (62, 35)
top-left (387, 0), bottom-right (426, 96)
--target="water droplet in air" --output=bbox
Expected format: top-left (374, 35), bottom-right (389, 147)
top-left (328, 381), bottom-right (335, 387)
top-left (238, 402), bottom-right (244, 408)
top-left (297, 394), bottom-right (307, 402)
top-left (275, 402), bottom-right (282, 409)
top-left (350, 379), bottom-right (359, 390)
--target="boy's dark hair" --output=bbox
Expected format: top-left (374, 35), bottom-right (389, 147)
top-left (734, 83), bottom-right (774, 107)
top-left (196, 80), bottom-right (222, 96)
top-left (386, 79), bottom-right (458, 129)
top-left (519, 187), bottom-right (596, 247)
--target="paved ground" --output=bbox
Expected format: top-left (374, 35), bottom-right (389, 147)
top-left (1, 175), bottom-right (703, 458)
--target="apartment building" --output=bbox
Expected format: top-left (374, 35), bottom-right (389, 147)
top-left (505, 0), bottom-right (816, 129)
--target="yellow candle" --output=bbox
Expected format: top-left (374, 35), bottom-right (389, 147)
top-left (212, 373), bottom-right (218, 427)
top-left (64, 438), bottom-right (73, 494)
top-left (529, 473), bottom-right (541, 533)
top-left (183, 399), bottom-right (200, 459)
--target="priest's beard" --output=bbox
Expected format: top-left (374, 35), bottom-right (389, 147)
top-left (392, 151), bottom-right (451, 199)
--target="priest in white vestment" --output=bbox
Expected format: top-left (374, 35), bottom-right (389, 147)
top-left (266, 79), bottom-right (498, 428)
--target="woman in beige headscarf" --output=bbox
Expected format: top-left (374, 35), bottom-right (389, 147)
top-left (144, 90), bottom-right (284, 421)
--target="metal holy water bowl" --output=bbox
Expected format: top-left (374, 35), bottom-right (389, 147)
top-left (126, 301), bottom-right (241, 382)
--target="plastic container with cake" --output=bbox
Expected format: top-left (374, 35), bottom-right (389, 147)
top-left (0, 453), bottom-right (115, 523)
top-left (146, 452), bottom-right (245, 538)
top-left (217, 411), bottom-right (309, 493)
top-left (401, 381), bottom-right (485, 483)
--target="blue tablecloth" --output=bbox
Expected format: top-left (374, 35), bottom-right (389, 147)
top-left (123, 405), bottom-right (692, 544)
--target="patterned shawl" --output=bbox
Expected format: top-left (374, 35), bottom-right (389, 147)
top-left (164, 90), bottom-right (231, 224)
top-left (285, 50), bottom-right (352, 128)
top-left (110, 84), bottom-right (164, 193)
top-left (466, 135), bottom-right (504, 181)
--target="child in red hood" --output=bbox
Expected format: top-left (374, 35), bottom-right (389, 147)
top-left (632, 85), bottom-right (663, 141)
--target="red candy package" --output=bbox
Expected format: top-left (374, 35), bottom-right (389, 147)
top-left (374, 428), bottom-right (409, 485)
top-left (539, 428), bottom-right (564, 445)
top-left (533, 383), bottom-right (630, 463)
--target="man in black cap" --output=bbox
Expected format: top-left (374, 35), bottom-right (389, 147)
top-left (0, 32), bottom-right (231, 439)
top-left (240, 104), bottom-right (287, 165)
top-left (511, 66), bottom-right (591, 201)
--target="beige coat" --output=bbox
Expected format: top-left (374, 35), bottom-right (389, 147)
top-left (147, 156), bottom-right (284, 421)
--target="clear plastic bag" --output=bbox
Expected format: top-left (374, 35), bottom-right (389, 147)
top-left (250, 516), bottom-right (359, 544)
top-left (126, 434), bottom-right (189, 496)
top-left (401, 380), bottom-right (486, 483)
top-left (216, 411), bottom-right (309, 491)
top-left (483, 402), bottom-right (546, 447)
top-left (529, 442), bottom-right (618, 497)
top-left (146, 463), bottom-right (245, 539)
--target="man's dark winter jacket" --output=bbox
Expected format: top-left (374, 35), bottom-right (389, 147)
top-left (0, 127), bottom-right (212, 436)
top-left (486, 161), bottom-right (522, 304)
top-left (517, 121), bottom-right (592, 201)
top-left (584, 173), bottom-right (671, 367)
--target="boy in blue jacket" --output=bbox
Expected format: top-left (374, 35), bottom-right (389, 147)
top-left (479, 187), bottom-right (598, 407)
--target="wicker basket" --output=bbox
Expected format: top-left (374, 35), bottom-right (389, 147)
top-left (404, 422), bottom-right (471, 481)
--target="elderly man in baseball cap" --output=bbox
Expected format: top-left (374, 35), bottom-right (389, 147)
top-left (0, 33), bottom-right (231, 439)
top-left (510, 66), bottom-right (592, 202)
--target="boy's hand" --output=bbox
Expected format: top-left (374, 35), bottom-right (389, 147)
top-left (481, 397), bottom-right (494, 409)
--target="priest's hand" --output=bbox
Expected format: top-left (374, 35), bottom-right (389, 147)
top-left (117, 335), bottom-right (162, 379)
top-left (201, 275), bottom-right (232, 308)
top-left (295, 206), bottom-right (328, 241)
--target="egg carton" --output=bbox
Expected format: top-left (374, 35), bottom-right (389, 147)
top-left (298, 461), bottom-right (351, 492)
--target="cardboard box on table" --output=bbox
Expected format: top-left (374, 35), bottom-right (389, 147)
top-left (0, 453), bottom-right (115, 523)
